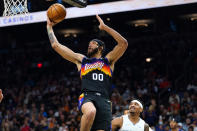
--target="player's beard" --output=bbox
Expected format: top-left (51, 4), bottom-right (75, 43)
top-left (87, 47), bottom-right (99, 58)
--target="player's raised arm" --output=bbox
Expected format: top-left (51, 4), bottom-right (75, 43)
top-left (96, 15), bottom-right (128, 66)
top-left (46, 17), bottom-right (84, 70)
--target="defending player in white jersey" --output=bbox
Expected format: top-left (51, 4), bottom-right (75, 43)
top-left (112, 100), bottom-right (152, 131)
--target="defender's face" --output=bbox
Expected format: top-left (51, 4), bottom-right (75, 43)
top-left (87, 41), bottom-right (99, 57)
top-left (129, 101), bottom-right (142, 114)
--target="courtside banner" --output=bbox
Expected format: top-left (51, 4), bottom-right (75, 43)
top-left (0, 0), bottom-right (196, 27)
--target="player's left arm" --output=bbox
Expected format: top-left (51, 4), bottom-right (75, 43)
top-left (111, 117), bottom-right (123, 131)
top-left (96, 15), bottom-right (128, 68)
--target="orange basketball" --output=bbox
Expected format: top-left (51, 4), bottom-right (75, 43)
top-left (47, 3), bottom-right (66, 23)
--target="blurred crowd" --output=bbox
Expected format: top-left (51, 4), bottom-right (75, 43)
top-left (0, 31), bottom-right (197, 131)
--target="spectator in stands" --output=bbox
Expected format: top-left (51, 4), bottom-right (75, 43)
top-left (169, 119), bottom-right (184, 131)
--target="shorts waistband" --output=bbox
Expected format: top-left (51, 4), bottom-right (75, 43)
top-left (83, 92), bottom-right (109, 99)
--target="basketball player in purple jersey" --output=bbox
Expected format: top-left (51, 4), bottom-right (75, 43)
top-left (46, 14), bottom-right (128, 131)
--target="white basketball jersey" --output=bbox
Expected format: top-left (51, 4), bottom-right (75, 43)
top-left (119, 115), bottom-right (152, 131)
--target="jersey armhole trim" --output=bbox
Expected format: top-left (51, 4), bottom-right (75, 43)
top-left (104, 57), bottom-right (113, 75)
top-left (78, 57), bottom-right (87, 77)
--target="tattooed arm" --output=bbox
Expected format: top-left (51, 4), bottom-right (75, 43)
top-left (46, 18), bottom-right (84, 70)
top-left (47, 25), bottom-right (58, 46)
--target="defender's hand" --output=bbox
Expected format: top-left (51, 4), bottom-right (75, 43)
top-left (0, 89), bottom-right (3, 103)
top-left (96, 14), bottom-right (107, 30)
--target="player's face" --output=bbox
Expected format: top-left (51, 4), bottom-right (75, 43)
top-left (87, 41), bottom-right (99, 57)
top-left (129, 101), bottom-right (142, 114)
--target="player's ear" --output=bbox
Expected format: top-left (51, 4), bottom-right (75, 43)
top-left (100, 46), bottom-right (104, 51)
top-left (139, 108), bottom-right (143, 113)
top-left (98, 46), bottom-right (103, 52)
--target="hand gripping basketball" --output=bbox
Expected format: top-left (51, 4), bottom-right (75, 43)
top-left (47, 17), bottom-right (56, 27)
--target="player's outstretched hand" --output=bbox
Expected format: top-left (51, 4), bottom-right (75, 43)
top-left (96, 14), bottom-right (107, 30)
top-left (47, 17), bottom-right (56, 27)
top-left (0, 89), bottom-right (3, 103)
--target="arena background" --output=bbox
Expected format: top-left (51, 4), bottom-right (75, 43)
top-left (0, 0), bottom-right (196, 130)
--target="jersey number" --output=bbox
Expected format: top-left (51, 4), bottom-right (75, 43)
top-left (92, 73), bottom-right (103, 81)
